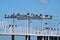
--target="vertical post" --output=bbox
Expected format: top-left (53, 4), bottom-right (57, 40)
top-left (25, 36), bottom-right (28, 40)
top-left (49, 36), bottom-right (53, 40)
top-left (25, 36), bottom-right (30, 40)
top-left (12, 13), bottom-right (15, 40)
top-left (26, 19), bottom-right (30, 34)
top-left (28, 36), bottom-right (30, 40)
top-left (44, 36), bottom-right (48, 40)
top-left (26, 13), bottom-right (30, 40)
top-left (53, 36), bottom-right (58, 40)
top-left (59, 37), bottom-right (60, 40)
top-left (28, 19), bottom-right (30, 34)
top-left (41, 19), bottom-right (43, 34)
top-left (12, 35), bottom-right (14, 40)
top-left (57, 37), bottom-right (58, 40)
top-left (4, 25), bottom-right (6, 33)
top-left (26, 20), bottom-right (29, 40)
top-left (48, 36), bottom-right (49, 40)
top-left (26, 19), bottom-right (28, 34)
top-left (40, 13), bottom-right (43, 34)
top-left (37, 36), bottom-right (42, 40)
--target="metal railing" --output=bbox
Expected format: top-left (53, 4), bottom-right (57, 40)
top-left (0, 26), bottom-right (60, 36)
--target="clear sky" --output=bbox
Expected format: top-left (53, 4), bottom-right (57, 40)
top-left (0, 0), bottom-right (60, 40)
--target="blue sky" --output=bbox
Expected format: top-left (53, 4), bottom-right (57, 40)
top-left (0, 0), bottom-right (60, 40)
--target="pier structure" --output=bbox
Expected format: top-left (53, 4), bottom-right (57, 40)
top-left (1, 13), bottom-right (59, 40)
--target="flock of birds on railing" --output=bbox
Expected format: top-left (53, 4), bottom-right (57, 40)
top-left (4, 13), bottom-right (52, 19)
